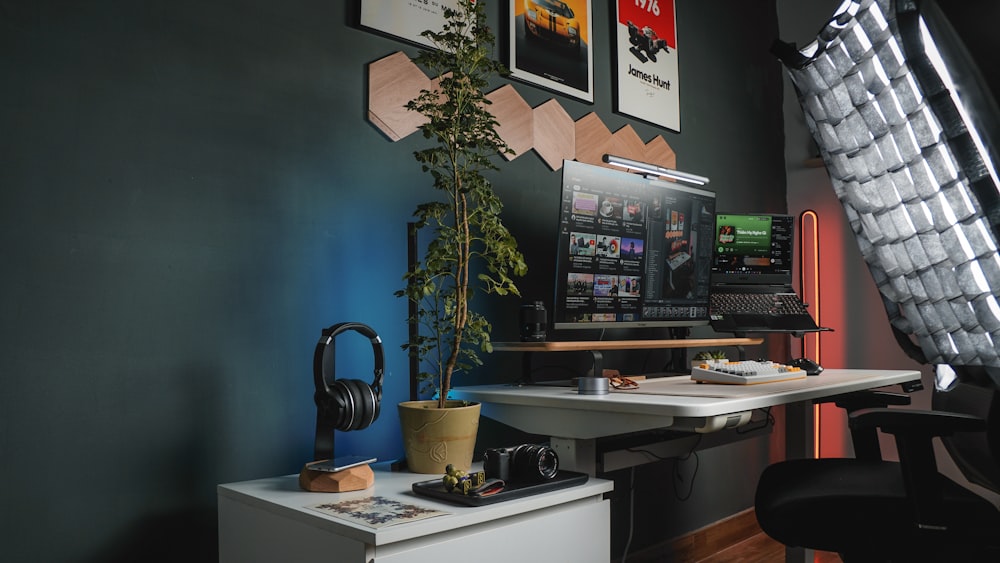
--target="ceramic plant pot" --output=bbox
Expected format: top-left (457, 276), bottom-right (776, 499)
top-left (398, 400), bottom-right (481, 474)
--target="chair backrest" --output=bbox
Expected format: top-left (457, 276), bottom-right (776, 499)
top-left (934, 380), bottom-right (1000, 494)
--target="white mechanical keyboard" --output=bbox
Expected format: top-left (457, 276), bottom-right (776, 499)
top-left (691, 360), bottom-right (808, 385)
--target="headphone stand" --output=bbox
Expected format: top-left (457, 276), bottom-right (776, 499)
top-left (314, 411), bottom-right (338, 461)
top-left (312, 322), bottom-right (385, 461)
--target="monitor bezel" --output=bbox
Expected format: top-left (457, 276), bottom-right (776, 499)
top-left (710, 213), bottom-right (796, 286)
top-left (552, 160), bottom-right (718, 331)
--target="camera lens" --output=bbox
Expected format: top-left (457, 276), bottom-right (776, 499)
top-left (512, 444), bottom-right (559, 481)
top-left (519, 301), bottom-right (547, 342)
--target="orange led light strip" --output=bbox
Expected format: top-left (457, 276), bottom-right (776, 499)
top-left (799, 210), bottom-right (821, 458)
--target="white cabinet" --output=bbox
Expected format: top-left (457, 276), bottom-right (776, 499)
top-left (218, 466), bottom-right (613, 563)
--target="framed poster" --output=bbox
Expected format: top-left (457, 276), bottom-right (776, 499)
top-left (509, 0), bottom-right (594, 103)
top-left (360, 0), bottom-right (464, 49)
top-left (614, 0), bottom-right (680, 131)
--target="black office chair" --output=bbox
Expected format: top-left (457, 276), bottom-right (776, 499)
top-left (758, 0), bottom-right (1000, 559)
top-left (757, 378), bottom-right (1000, 560)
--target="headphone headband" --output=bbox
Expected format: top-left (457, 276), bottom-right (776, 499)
top-left (314, 322), bottom-right (385, 400)
top-left (312, 322), bottom-right (386, 460)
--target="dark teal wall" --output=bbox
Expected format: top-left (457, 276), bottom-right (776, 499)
top-left (0, 1), bottom-right (784, 560)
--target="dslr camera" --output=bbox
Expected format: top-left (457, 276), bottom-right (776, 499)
top-left (483, 443), bottom-right (559, 483)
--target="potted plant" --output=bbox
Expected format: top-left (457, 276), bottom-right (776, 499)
top-left (395, 0), bottom-right (527, 474)
top-left (692, 350), bottom-right (729, 369)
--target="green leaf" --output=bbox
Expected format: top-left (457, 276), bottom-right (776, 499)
top-left (397, 0), bottom-right (524, 401)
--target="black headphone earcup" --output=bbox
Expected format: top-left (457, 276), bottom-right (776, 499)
top-left (330, 379), bottom-right (356, 432)
top-left (370, 383), bottom-right (381, 424)
top-left (344, 378), bottom-right (377, 431)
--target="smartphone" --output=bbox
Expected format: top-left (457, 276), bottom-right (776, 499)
top-left (306, 455), bottom-right (377, 473)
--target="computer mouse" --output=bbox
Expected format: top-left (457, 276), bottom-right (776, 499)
top-left (789, 357), bottom-right (824, 375)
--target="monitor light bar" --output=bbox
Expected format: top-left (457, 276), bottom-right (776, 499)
top-left (602, 154), bottom-right (711, 186)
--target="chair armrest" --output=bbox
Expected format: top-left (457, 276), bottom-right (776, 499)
top-left (816, 392), bottom-right (912, 460)
top-left (831, 390), bottom-right (912, 411)
top-left (849, 408), bottom-right (985, 436)
top-left (849, 408), bottom-right (987, 529)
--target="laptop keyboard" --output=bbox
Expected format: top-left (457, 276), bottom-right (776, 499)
top-left (711, 292), bottom-right (809, 316)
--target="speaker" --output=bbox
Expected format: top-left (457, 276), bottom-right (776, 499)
top-left (312, 322), bottom-right (385, 460)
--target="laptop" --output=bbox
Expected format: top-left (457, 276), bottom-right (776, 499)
top-left (708, 213), bottom-right (826, 335)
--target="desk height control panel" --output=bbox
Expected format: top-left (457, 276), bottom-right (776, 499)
top-left (492, 338), bottom-right (765, 394)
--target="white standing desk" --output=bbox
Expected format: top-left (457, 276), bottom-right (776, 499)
top-left (218, 465), bottom-right (614, 563)
top-left (453, 369), bottom-right (921, 563)
top-left (451, 369), bottom-right (922, 472)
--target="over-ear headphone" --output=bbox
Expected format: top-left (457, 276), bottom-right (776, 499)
top-left (312, 322), bottom-right (385, 460)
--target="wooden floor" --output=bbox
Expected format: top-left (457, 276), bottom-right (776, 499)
top-left (697, 533), bottom-right (842, 563)
top-left (617, 508), bottom-right (844, 563)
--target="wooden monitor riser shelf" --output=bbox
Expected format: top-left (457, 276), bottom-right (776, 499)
top-left (492, 338), bottom-right (763, 352)
top-left (493, 338), bottom-right (765, 393)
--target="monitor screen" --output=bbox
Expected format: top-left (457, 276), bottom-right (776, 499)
top-left (552, 160), bottom-right (717, 330)
top-left (711, 213), bottom-right (794, 285)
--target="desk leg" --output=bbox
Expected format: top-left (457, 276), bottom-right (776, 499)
top-left (522, 352), bottom-right (533, 383)
top-left (784, 401), bottom-right (816, 563)
top-left (785, 401), bottom-right (815, 460)
top-left (550, 437), bottom-right (598, 476)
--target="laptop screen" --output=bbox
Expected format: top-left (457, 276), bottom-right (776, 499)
top-left (711, 213), bottom-right (795, 285)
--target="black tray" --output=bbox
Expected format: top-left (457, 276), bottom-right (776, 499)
top-left (411, 471), bottom-right (589, 506)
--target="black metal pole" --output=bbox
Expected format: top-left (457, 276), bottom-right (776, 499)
top-left (407, 222), bottom-right (419, 401)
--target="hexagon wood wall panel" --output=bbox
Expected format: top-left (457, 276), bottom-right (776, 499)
top-left (367, 51), bottom-right (432, 141)
top-left (574, 112), bottom-right (613, 168)
top-left (644, 135), bottom-right (677, 170)
top-left (532, 100), bottom-right (575, 171)
top-left (610, 125), bottom-right (647, 166)
top-left (367, 51), bottom-right (679, 172)
top-left (485, 84), bottom-right (533, 161)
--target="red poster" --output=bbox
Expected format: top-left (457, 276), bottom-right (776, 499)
top-left (617, 0), bottom-right (676, 49)
top-left (614, 0), bottom-right (680, 131)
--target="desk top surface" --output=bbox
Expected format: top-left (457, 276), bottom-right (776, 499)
top-left (452, 369), bottom-right (922, 418)
top-left (218, 464), bottom-right (612, 546)
top-left (451, 369), bottom-right (922, 439)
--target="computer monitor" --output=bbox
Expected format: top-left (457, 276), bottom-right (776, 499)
top-left (711, 213), bottom-right (795, 285)
top-left (552, 159), bottom-right (717, 330)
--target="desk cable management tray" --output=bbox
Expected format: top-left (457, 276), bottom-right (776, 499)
top-left (691, 360), bottom-right (808, 385)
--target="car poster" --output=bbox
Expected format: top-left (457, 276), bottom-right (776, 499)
top-left (509, 0), bottom-right (594, 103)
top-left (614, 0), bottom-right (680, 131)
top-left (360, 0), bottom-right (466, 49)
